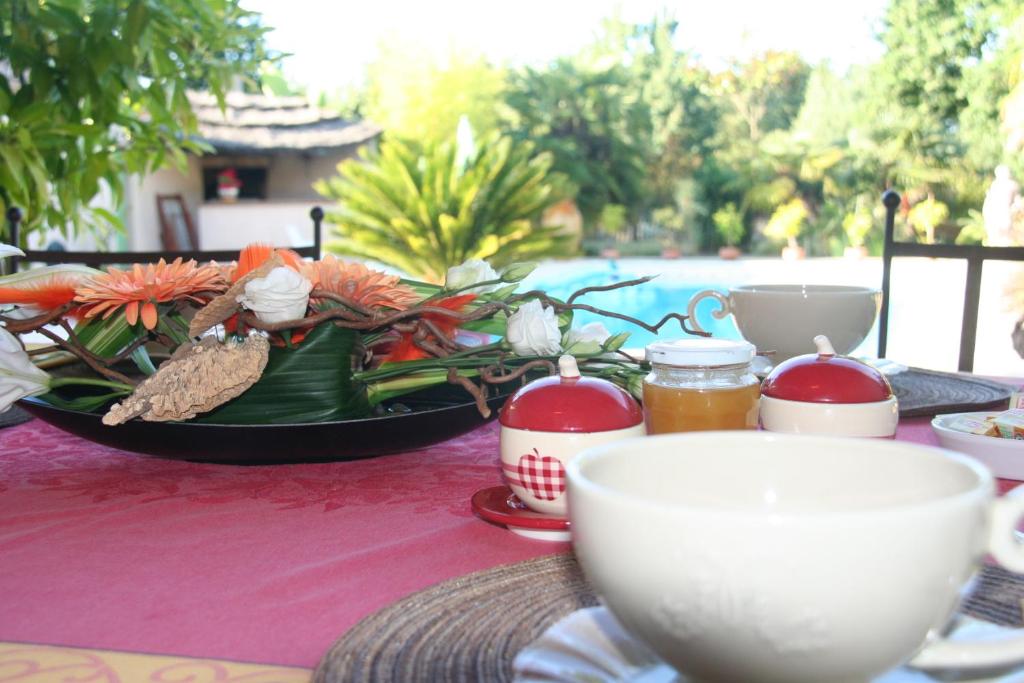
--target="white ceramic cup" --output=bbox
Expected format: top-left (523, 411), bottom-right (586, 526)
top-left (567, 432), bottom-right (1024, 683)
top-left (686, 284), bottom-right (881, 362)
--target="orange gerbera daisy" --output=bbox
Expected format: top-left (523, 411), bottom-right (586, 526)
top-left (378, 294), bottom-right (476, 363)
top-left (302, 255), bottom-right (420, 311)
top-left (75, 258), bottom-right (227, 330)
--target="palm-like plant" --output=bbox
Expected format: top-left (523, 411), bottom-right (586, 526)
top-left (316, 125), bottom-right (570, 282)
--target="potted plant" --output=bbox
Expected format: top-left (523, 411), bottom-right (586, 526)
top-left (712, 203), bottom-right (745, 260)
top-left (842, 204), bottom-right (873, 259)
top-left (217, 168), bottom-right (242, 202)
top-left (907, 195), bottom-right (949, 245)
top-left (764, 197), bottom-right (808, 260)
top-left (651, 206), bottom-right (684, 258)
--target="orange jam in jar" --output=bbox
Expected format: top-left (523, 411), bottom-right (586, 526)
top-left (643, 338), bottom-right (760, 434)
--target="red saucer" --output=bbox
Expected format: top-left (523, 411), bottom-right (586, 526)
top-left (471, 485), bottom-right (570, 538)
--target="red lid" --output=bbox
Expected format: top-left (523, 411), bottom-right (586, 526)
top-left (499, 356), bottom-right (643, 432)
top-left (761, 336), bottom-right (893, 404)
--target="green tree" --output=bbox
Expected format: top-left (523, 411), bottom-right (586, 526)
top-left (0, 0), bottom-right (274, 242)
top-left (592, 16), bottom-right (721, 214)
top-left (501, 58), bottom-right (649, 230)
top-left (712, 203), bottom-right (745, 247)
top-left (842, 201), bottom-right (875, 248)
top-left (714, 51), bottom-right (810, 143)
top-left (908, 195), bottom-right (950, 243)
top-left (316, 127), bottom-right (569, 282)
top-left (764, 197), bottom-right (809, 250)
top-left (361, 44), bottom-right (505, 144)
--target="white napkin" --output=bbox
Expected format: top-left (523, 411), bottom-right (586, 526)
top-left (513, 607), bottom-right (1021, 683)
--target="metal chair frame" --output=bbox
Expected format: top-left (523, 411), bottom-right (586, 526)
top-left (2, 205), bottom-right (323, 271)
top-left (878, 189), bottom-right (1024, 372)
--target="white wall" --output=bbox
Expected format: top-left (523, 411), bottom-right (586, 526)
top-left (124, 158), bottom-right (203, 251)
top-left (267, 154), bottom-right (347, 200)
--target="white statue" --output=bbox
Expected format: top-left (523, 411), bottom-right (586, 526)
top-left (983, 165), bottom-right (1023, 246)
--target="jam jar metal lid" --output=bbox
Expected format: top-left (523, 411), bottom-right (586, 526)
top-left (645, 338), bottom-right (756, 367)
top-left (761, 335), bottom-right (893, 404)
top-left (499, 356), bottom-right (643, 433)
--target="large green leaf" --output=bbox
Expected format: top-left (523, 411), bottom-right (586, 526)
top-left (198, 324), bottom-right (368, 424)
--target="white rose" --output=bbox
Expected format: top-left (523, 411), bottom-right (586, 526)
top-left (0, 324), bottom-right (51, 413)
top-left (445, 259), bottom-right (499, 293)
top-left (237, 267), bottom-right (312, 324)
top-left (507, 299), bottom-right (562, 356)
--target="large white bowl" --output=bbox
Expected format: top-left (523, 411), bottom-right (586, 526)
top-left (932, 411), bottom-right (1024, 480)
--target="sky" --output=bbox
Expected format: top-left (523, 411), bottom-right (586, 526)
top-left (243, 0), bottom-right (890, 95)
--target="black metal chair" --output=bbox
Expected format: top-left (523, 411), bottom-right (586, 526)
top-left (878, 189), bottom-right (1024, 372)
top-left (2, 205), bottom-right (323, 272)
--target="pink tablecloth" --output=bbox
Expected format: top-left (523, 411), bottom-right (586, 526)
top-left (0, 412), bottom-right (1016, 669)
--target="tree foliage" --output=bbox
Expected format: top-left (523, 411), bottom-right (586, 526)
top-left (0, 0), bottom-right (275, 242)
top-left (316, 127), bottom-right (570, 282)
top-left (361, 44), bottom-right (505, 144)
top-left (501, 57), bottom-right (648, 228)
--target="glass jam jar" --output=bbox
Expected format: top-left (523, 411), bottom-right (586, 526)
top-left (643, 338), bottom-right (760, 433)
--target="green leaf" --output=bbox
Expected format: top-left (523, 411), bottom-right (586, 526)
top-left (75, 313), bottom-right (141, 358)
top-left (35, 390), bottom-right (129, 413)
top-left (198, 324), bottom-right (369, 424)
top-left (130, 345), bottom-right (157, 376)
top-left (603, 332), bottom-right (631, 352)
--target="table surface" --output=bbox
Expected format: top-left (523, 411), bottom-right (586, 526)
top-left (0, 401), bottom-right (1020, 679)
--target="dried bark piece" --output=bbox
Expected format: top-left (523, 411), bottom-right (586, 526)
top-left (103, 333), bottom-right (270, 425)
top-left (188, 253), bottom-right (284, 338)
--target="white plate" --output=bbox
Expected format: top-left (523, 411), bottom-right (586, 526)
top-left (932, 412), bottom-right (1024, 480)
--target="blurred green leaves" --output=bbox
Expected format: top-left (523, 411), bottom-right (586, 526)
top-left (0, 0), bottom-right (276, 243)
top-left (316, 127), bottom-right (571, 282)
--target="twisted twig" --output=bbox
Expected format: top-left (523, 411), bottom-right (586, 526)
top-left (480, 359), bottom-right (557, 384)
top-left (240, 299), bottom-right (510, 333)
top-left (36, 327), bottom-right (137, 386)
top-left (0, 303), bottom-right (76, 334)
top-left (511, 276), bottom-right (707, 337)
top-left (565, 276), bottom-right (656, 304)
top-left (309, 289), bottom-right (374, 320)
top-left (447, 368), bottom-right (490, 418)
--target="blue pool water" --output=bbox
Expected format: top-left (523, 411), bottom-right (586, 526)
top-left (529, 269), bottom-right (741, 349)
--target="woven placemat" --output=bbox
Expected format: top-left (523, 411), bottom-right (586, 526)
top-left (0, 405), bottom-right (33, 429)
top-left (314, 553), bottom-right (1024, 683)
top-left (891, 368), bottom-right (1014, 417)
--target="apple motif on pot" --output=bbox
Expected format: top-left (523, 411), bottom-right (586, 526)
top-left (499, 355), bottom-right (645, 516)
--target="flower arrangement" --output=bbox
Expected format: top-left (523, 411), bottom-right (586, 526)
top-left (0, 244), bottom-right (704, 426)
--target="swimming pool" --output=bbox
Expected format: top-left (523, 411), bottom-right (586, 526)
top-left (528, 269), bottom-right (741, 349)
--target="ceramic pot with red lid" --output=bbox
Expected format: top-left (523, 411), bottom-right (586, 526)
top-left (499, 355), bottom-right (645, 516)
top-left (759, 335), bottom-right (899, 437)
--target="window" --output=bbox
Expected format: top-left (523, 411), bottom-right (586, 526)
top-left (203, 166), bottom-right (268, 201)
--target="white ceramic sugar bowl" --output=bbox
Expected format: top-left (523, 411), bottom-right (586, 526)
top-left (759, 335), bottom-right (899, 437)
top-left (499, 355), bottom-right (645, 516)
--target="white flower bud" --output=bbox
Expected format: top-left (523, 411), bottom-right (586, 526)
top-left (507, 299), bottom-right (562, 356)
top-left (445, 259), bottom-right (499, 293)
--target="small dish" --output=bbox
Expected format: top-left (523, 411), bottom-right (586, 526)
top-left (932, 411), bottom-right (1024, 480)
top-left (513, 606), bottom-right (1023, 683)
top-left (470, 485), bottom-right (570, 542)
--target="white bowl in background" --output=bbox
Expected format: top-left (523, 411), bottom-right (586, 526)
top-left (932, 411), bottom-right (1024, 480)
